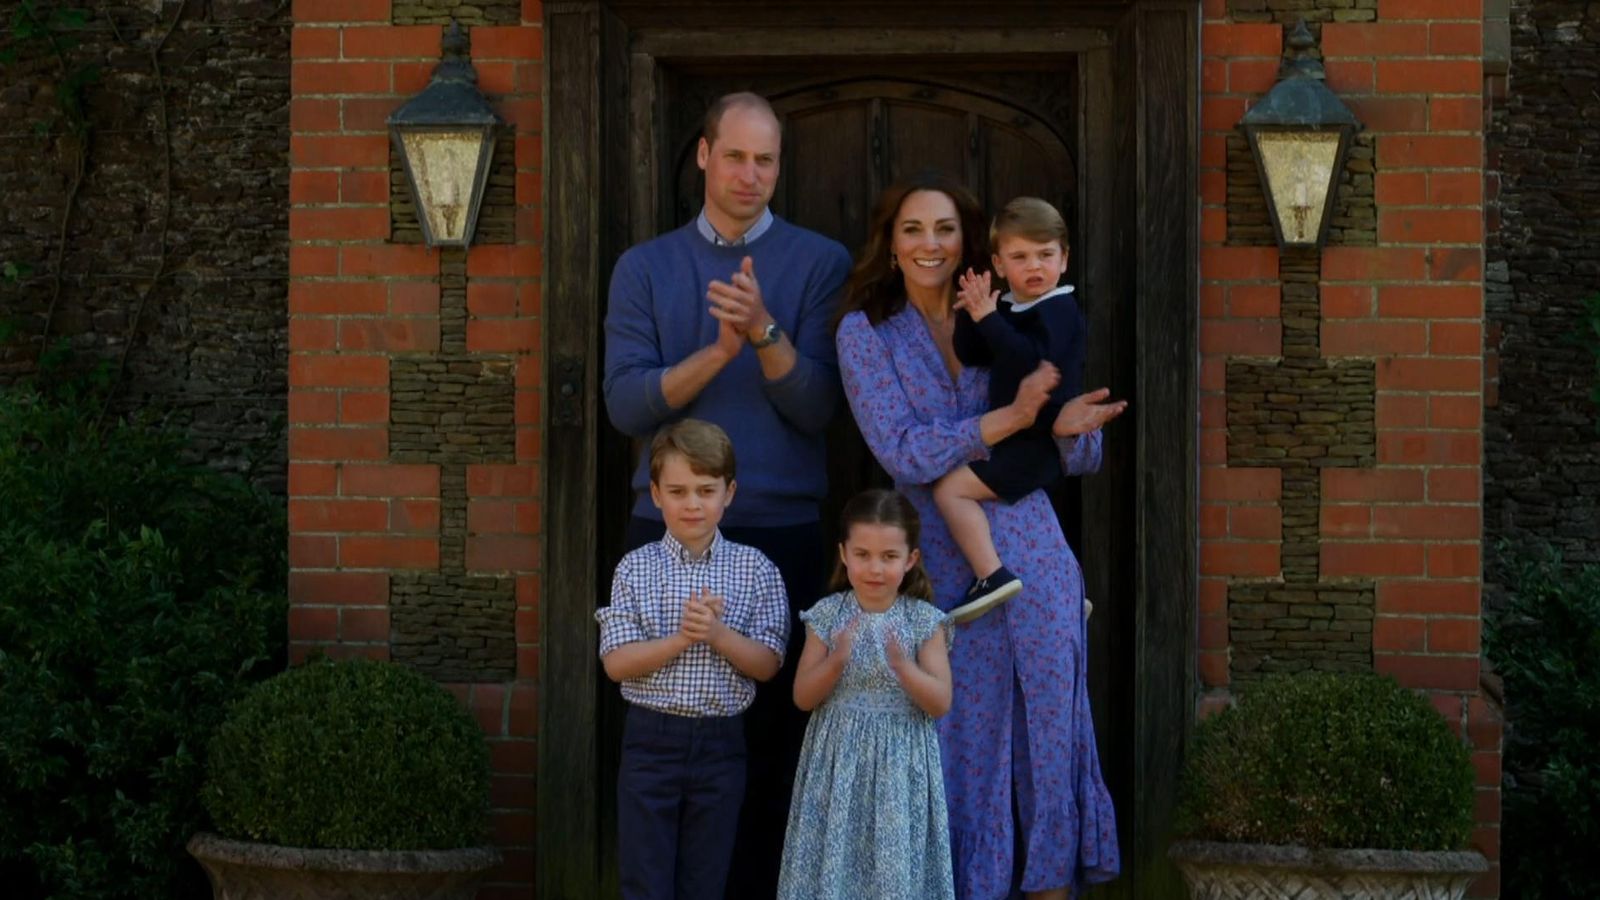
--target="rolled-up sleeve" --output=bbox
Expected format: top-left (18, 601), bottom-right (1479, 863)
top-left (746, 558), bottom-right (790, 660)
top-left (596, 560), bottom-right (650, 656)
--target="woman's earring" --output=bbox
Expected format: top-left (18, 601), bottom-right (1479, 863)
top-left (889, 255), bottom-right (898, 270)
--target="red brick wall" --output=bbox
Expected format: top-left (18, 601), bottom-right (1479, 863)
top-left (287, 1), bottom-right (544, 896)
top-left (287, 0), bottom-right (1500, 893)
top-left (1200, 2), bottom-right (1500, 895)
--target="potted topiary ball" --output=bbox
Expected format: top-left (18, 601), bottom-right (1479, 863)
top-left (188, 658), bottom-right (500, 900)
top-left (1169, 672), bottom-right (1488, 900)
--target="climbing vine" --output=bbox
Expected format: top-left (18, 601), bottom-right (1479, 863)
top-left (1, 1), bottom-right (98, 364)
top-left (0, 1), bottom-right (189, 413)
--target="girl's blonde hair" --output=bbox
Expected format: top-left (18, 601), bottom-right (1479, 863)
top-left (828, 489), bottom-right (935, 601)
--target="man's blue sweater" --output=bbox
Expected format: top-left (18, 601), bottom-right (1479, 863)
top-left (603, 217), bottom-right (852, 527)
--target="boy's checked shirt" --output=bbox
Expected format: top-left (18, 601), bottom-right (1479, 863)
top-left (596, 530), bottom-right (789, 717)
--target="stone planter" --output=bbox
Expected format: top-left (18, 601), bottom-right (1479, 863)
top-left (1169, 840), bottom-right (1488, 900)
top-left (188, 833), bottom-right (500, 900)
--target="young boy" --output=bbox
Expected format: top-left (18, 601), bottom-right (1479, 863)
top-left (595, 418), bottom-right (790, 900)
top-left (939, 196), bottom-right (1088, 624)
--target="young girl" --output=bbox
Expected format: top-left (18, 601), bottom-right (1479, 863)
top-left (777, 489), bottom-right (955, 900)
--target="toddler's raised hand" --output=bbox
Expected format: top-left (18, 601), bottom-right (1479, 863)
top-left (954, 268), bottom-right (999, 321)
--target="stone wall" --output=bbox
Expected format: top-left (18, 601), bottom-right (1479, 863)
top-left (1485, 0), bottom-right (1600, 569)
top-left (0, 1), bottom-right (291, 487)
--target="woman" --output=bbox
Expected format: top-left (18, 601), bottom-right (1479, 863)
top-left (834, 171), bottom-right (1124, 899)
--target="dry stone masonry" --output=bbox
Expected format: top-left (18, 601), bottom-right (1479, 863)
top-left (1226, 248), bottom-right (1378, 680)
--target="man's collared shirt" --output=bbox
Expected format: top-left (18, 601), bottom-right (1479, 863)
top-left (696, 207), bottom-right (774, 247)
top-left (596, 530), bottom-right (788, 717)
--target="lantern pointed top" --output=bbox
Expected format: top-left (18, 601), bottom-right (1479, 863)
top-left (387, 18), bottom-right (501, 129)
top-left (441, 19), bottom-right (470, 61)
top-left (1239, 18), bottom-right (1360, 130)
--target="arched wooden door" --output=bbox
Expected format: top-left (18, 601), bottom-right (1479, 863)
top-left (594, 66), bottom-right (1108, 897)
top-left (547, 7), bottom-right (1199, 899)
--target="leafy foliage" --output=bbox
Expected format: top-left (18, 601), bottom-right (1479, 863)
top-left (1487, 544), bottom-right (1600, 899)
top-left (204, 658), bottom-right (491, 851)
top-left (0, 379), bottom-right (286, 900)
top-left (1176, 672), bottom-right (1475, 851)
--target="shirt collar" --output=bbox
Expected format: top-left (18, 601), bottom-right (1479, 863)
top-left (696, 208), bottom-right (774, 247)
top-left (1001, 283), bottom-right (1074, 314)
top-left (661, 528), bottom-right (722, 563)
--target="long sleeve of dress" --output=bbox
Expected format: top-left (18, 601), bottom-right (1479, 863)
top-left (1055, 430), bottom-right (1103, 476)
top-left (836, 311), bottom-right (990, 486)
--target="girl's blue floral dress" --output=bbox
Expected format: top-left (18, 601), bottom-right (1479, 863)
top-left (777, 591), bottom-right (956, 900)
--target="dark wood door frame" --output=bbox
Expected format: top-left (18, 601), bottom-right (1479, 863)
top-left (540, 3), bottom-right (1197, 898)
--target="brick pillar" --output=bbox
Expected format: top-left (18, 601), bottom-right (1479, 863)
top-left (1200, 1), bottom-right (1499, 896)
top-left (287, 1), bottom-right (544, 896)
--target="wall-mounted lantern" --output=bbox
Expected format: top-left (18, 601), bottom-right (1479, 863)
top-left (388, 21), bottom-right (503, 248)
top-left (1239, 20), bottom-right (1362, 249)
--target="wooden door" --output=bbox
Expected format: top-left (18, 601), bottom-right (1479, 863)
top-left (594, 64), bottom-right (1120, 898)
top-left (544, 5), bottom-right (1198, 899)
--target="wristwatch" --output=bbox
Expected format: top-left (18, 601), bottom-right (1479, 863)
top-left (749, 321), bottom-right (783, 349)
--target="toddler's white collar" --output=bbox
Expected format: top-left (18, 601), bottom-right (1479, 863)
top-left (1000, 284), bottom-right (1075, 314)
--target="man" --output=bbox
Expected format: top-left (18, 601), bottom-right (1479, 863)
top-left (602, 92), bottom-right (852, 898)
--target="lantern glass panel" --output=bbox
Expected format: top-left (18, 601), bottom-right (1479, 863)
top-left (399, 128), bottom-right (489, 245)
top-left (1254, 129), bottom-right (1342, 246)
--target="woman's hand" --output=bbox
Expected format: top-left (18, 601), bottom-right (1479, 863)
top-left (1009, 361), bottom-right (1060, 428)
top-left (1052, 387), bottom-right (1128, 437)
top-left (953, 268), bottom-right (1000, 321)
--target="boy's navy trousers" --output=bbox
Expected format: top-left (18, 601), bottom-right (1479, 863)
top-left (617, 704), bottom-right (747, 900)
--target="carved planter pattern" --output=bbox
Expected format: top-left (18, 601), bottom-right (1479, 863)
top-left (188, 833), bottom-right (500, 900)
top-left (1169, 841), bottom-right (1488, 900)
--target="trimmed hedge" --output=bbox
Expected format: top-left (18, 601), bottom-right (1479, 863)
top-left (1176, 672), bottom-right (1475, 851)
top-left (1488, 544), bottom-right (1600, 899)
top-left (0, 379), bottom-right (286, 900)
top-left (203, 658), bottom-right (491, 851)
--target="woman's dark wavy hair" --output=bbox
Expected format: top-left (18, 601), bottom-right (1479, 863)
top-left (836, 170), bottom-right (989, 327)
top-left (828, 489), bottom-right (935, 602)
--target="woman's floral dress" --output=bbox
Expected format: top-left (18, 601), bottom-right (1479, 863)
top-left (836, 307), bottom-right (1121, 898)
top-left (777, 592), bottom-right (956, 900)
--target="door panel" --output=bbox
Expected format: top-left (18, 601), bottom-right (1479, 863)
top-left (785, 104), bottom-right (873, 249)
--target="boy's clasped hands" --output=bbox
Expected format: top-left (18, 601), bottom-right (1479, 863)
top-left (677, 587), bottom-right (729, 644)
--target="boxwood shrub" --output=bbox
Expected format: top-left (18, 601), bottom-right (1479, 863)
top-left (203, 658), bottom-right (491, 850)
top-left (1176, 672), bottom-right (1475, 851)
top-left (0, 379), bottom-right (286, 900)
